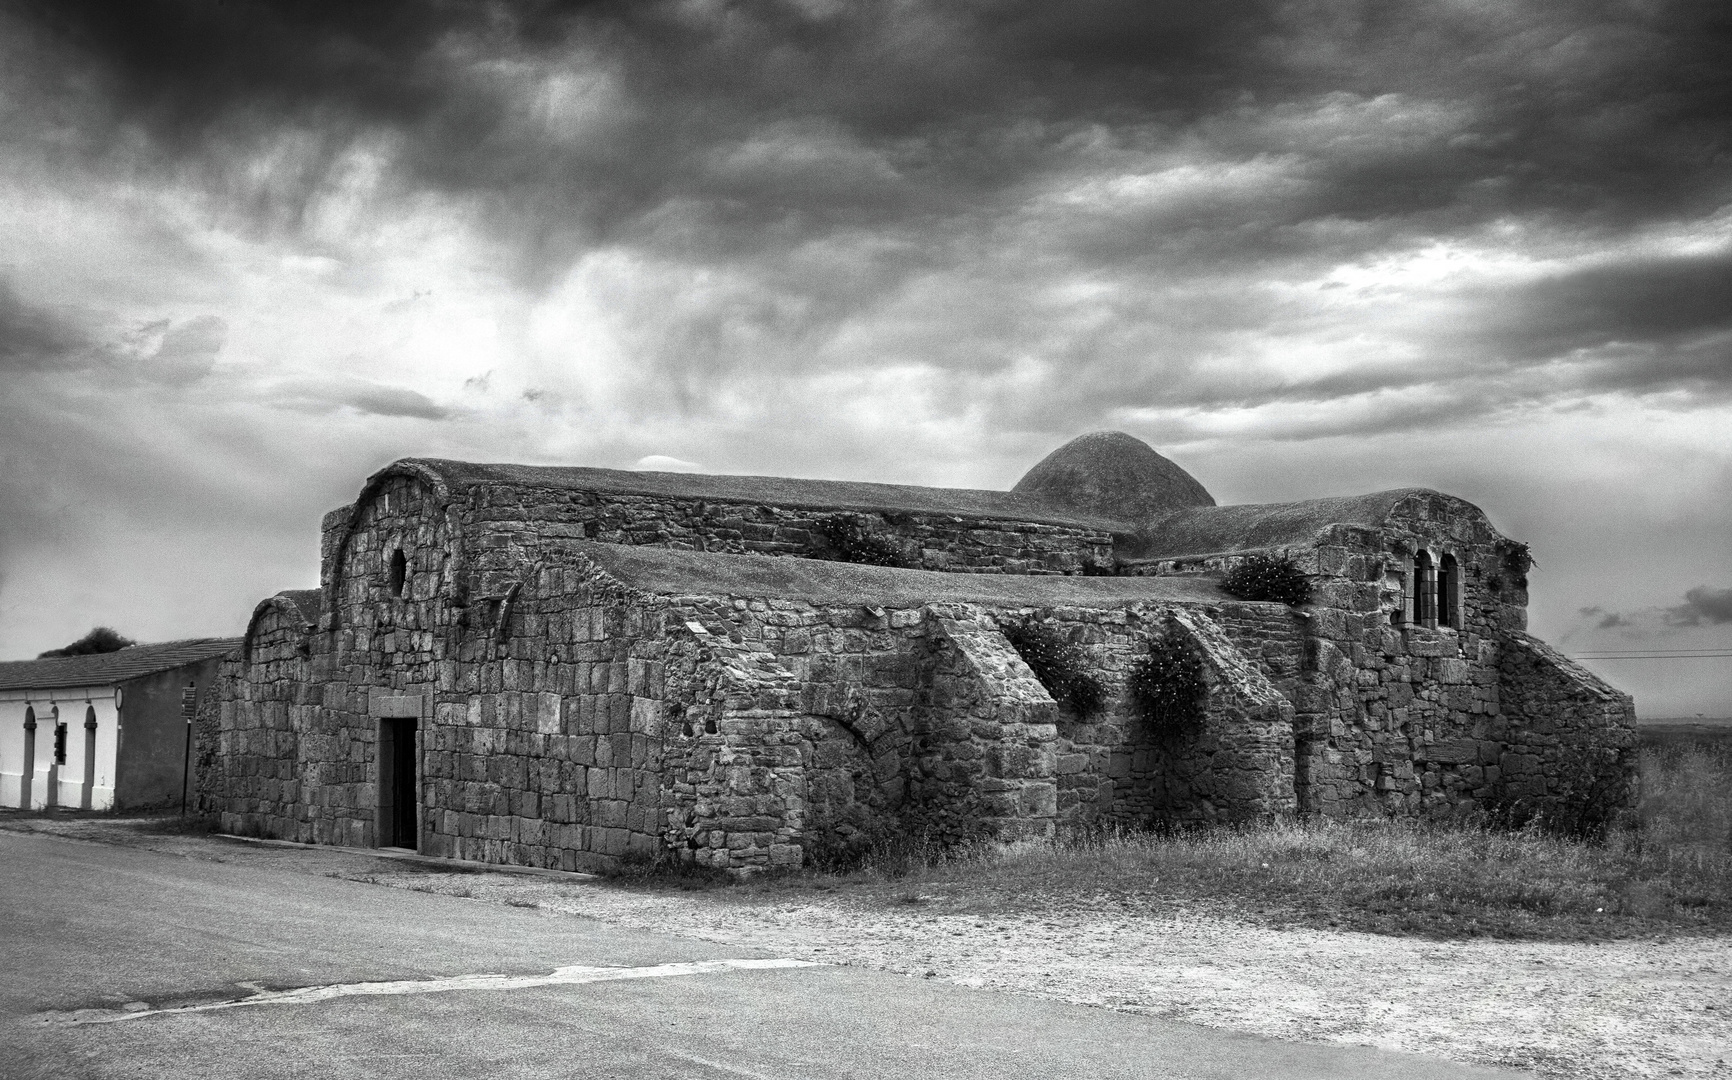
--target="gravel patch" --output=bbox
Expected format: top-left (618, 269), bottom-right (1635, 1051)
top-left (351, 870), bottom-right (1731, 1080)
top-left (10, 815), bottom-right (1728, 1079)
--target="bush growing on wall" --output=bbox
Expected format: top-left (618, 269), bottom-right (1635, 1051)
top-left (1128, 631), bottom-right (1207, 739)
top-left (1500, 540), bottom-right (1535, 588)
top-left (1001, 619), bottom-right (1106, 716)
top-left (818, 515), bottom-right (915, 568)
top-left (1220, 553), bottom-right (1312, 606)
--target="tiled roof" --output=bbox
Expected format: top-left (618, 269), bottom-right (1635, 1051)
top-left (0, 638), bottom-right (242, 692)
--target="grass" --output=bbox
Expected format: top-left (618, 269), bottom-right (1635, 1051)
top-left (750, 744), bottom-right (1732, 941)
top-left (134, 812), bottom-right (224, 836)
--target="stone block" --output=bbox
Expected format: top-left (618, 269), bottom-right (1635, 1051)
top-left (1020, 782), bottom-right (1058, 817)
top-left (535, 692), bottom-right (563, 735)
top-left (630, 696), bottom-right (662, 736)
top-left (596, 799), bottom-right (628, 829)
top-left (1427, 740), bottom-right (1478, 765)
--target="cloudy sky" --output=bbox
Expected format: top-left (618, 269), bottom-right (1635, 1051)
top-left (1, 0), bottom-right (1728, 714)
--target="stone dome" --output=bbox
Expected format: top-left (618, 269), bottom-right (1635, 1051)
top-left (1011, 431), bottom-right (1215, 524)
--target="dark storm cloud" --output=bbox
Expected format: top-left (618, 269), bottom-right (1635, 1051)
top-left (1494, 252), bottom-right (1732, 362)
top-left (1579, 606), bottom-right (1631, 630)
top-left (26, 1), bottom-right (1726, 236)
top-left (0, 279), bottom-right (89, 370)
top-left (9, 0), bottom-right (1732, 435)
top-left (1668, 585), bottom-right (1732, 626)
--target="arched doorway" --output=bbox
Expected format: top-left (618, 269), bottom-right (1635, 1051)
top-left (81, 706), bottom-right (98, 810)
top-left (20, 707), bottom-right (35, 810)
top-left (45, 706), bottom-right (61, 808)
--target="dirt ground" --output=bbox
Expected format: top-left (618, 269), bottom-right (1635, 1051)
top-left (8, 815), bottom-right (1729, 1080)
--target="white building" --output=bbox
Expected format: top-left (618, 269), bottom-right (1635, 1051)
top-left (0, 639), bottom-right (239, 812)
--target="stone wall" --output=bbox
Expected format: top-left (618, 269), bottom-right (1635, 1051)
top-left (202, 464), bottom-right (1639, 874)
top-left (994, 602), bottom-right (1298, 827)
top-left (416, 561), bottom-right (669, 870)
top-left (1290, 512), bottom-right (1526, 817)
top-left (659, 628), bottom-right (813, 872)
top-left (1128, 495), bottom-right (1543, 819)
top-left (200, 600), bottom-right (313, 837)
top-left (675, 594), bottom-right (1298, 838)
top-left (1494, 632), bottom-right (1639, 823)
top-left (655, 598), bottom-right (1066, 869)
top-left (1162, 608), bottom-right (1297, 821)
top-left (916, 614), bottom-right (1059, 842)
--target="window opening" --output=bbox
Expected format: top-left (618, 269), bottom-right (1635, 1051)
top-left (388, 548), bottom-right (407, 598)
top-left (1438, 553), bottom-right (1460, 628)
top-left (1412, 551), bottom-right (1436, 627)
top-left (53, 721), bottom-right (68, 766)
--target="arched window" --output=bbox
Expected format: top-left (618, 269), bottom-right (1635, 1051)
top-left (1438, 553), bottom-right (1460, 628)
top-left (388, 548), bottom-right (407, 598)
top-left (1411, 551), bottom-right (1436, 627)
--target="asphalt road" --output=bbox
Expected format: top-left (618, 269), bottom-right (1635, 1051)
top-left (0, 830), bottom-right (1529, 1080)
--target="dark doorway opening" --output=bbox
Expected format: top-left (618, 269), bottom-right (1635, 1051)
top-left (81, 706), bottom-right (97, 810)
top-left (21, 707), bottom-right (35, 810)
top-left (379, 717), bottom-right (419, 849)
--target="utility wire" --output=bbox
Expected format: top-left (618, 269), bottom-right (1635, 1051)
top-left (1571, 650), bottom-right (1732, 660)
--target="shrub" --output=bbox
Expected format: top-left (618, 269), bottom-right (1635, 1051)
top-left (1548, 747), bottom-right (1637, 841)
top-left (1127, 631), bottom-right (1207, 738)
top-left (38, 626), bottom-right (135, 658)
top-left (1220, 553), bottom-right (1312, 606)
top-left (1640, 743), bottom-right (1732, 846)
top-left (1501, 540), bottom-right (1535, 588)
top-left (817, 515), bottom-right (914, 568)
top-left (1001, 619), bottom-right (1106, 716)
top-left (1484, 747), bottom-right (1636, 841)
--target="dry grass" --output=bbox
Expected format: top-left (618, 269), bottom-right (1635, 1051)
top-left (756, 744), bottom-right (1732, 941)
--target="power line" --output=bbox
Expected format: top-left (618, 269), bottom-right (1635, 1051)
top-left (1571, 650), bottom-right (1732, 660)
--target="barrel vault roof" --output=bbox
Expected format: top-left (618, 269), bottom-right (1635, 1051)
top-left (393, 459), bottom-right (1128, 531)
top-left (1121, 488), bottom-right (1458, 561)
top-left (566, 541), bottom-right (1229, 609)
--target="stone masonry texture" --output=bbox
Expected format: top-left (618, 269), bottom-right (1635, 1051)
top-left (199, 445), bottom-right (1637, 874)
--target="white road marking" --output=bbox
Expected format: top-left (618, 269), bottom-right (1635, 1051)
top-left (44, 959), bottom-right (820, 1025)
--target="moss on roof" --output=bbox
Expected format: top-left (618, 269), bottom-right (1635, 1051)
top-left (566, 541), bottom-right (1227, 608)
top-left (0, 638), bottom-right (241, 692)
top-left (1119, 489), bottom-right (1452, 561)
top-left (396, 459), bottom-right (1126, 530)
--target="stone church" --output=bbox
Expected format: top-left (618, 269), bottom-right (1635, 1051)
top-left (199, 432), bottom-right (1636, 872)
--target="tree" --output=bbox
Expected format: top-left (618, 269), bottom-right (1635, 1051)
top-left (38, 627), bottom-right (136, 658)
